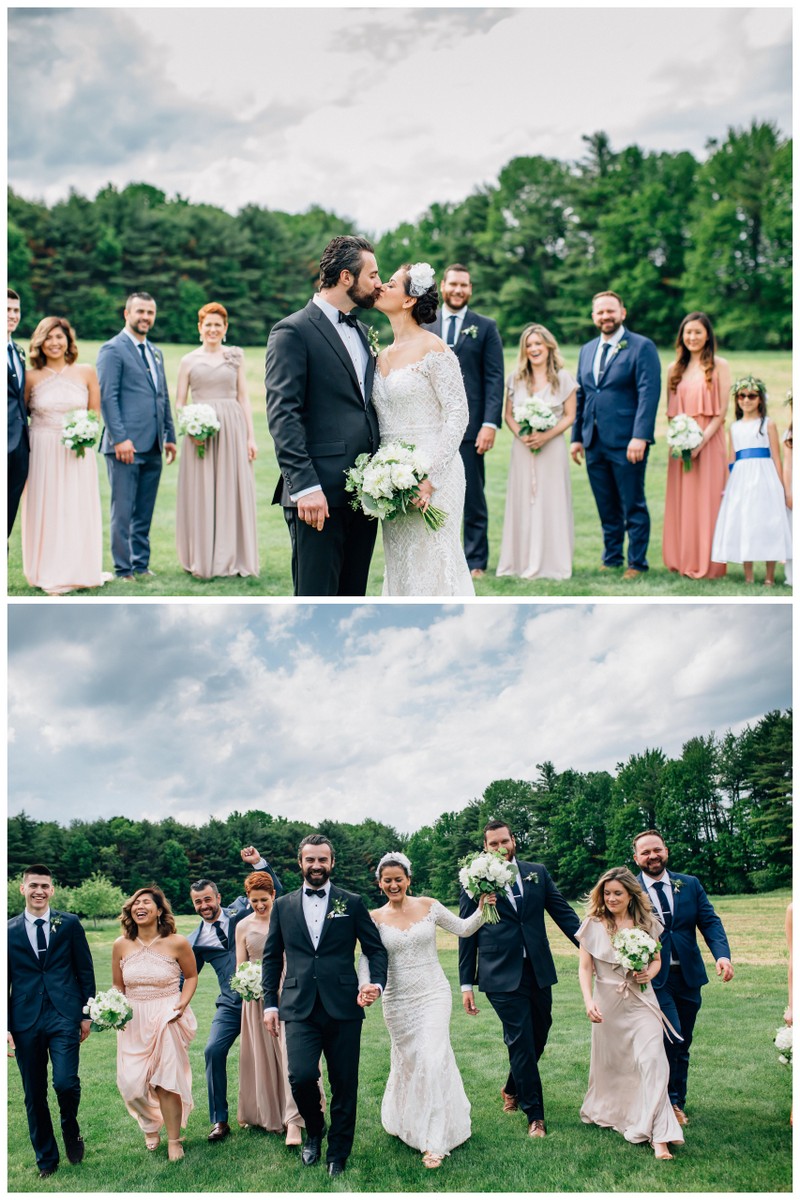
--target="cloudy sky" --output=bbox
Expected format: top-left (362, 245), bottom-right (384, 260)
top-left (7, 601), bottom-right (792, 833)
top-left (8, 5), bottom-right (792, 232)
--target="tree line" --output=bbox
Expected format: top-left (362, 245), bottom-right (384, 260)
top-left (8, 122), bottom-right (790, 352)
top-left (7, 709), bottom-right (790, 919)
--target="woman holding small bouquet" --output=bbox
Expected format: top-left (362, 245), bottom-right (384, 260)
top-left (21, 316), bottom-right (109, 594)
top-left (577, 867), bottom-right (683, 1160)
top-left (112, 886), bottom-right (198, 1161)
top-left (175, 302), bottom-right (259, 579)
top-left (358, 853), bottom-right (491, 1169)
top-left (496, 323), bottom-right (576, 580)
top-left (662, 312), bottom-right (730, 578)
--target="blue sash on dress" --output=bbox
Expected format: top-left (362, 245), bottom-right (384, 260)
top-left (729, 446), bottom-right (770, 472)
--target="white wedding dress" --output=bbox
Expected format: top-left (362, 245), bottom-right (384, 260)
top-left (358, 900), bottom-right (484, 1157)
top-left (372, 349), bottom-right (475, 596)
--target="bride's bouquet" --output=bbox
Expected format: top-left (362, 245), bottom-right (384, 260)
top-left (229, 960), bottom-right (263, 1002)
top-left (666, 414), bottom-right (704, 471)
top-left (61, 409), bottom-right (100, 458)
top-left (513, 394), bottom-right (557, 454)
top-left (774, 1023), bottom-right (792, 1065)
top-left (177, 403), bottom-right (221, 458)
top-left (83, 986), bottom-right (133, 1031)
top-left (458, 850), bottom-right (518, 925)
top-left (344, 441), bottom-right (447, 532)
top-left (611, 928), bottom-right (661, 991)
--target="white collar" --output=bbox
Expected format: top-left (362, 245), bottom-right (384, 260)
top-left (25, 907), bottom-right (51, 924)
top-left (442, 303), bottom-right (468, 321)
top-left (599, 324), bottom-right (626, 347)
top-left (123, 327), bottom-right (149, 348)
top-left (313, 292), bottom-right (354, 324)
top-left (642, 868), bottom-right (669, 886)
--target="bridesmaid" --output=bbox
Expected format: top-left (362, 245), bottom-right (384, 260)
top-left (496, 324), bottom-right (576, 580)
top-left (175, 302), bottom-right (259, 578)
top-left (21, 317), bottom-right (109, 594)
top-left (234, 871), bottom-right (308, 1145)
top-left (112, 886), bottom-right (198, 1162)
top-left (662, 312), bottom-right (730, 578)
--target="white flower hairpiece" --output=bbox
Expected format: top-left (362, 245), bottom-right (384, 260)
top-left (407, 262), bottom-right (435, 297)
top-left (376, 851), bottom-right (412, 879)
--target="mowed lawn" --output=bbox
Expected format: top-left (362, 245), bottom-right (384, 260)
top-left (6, 344), bottom-right (793, 597)
top-left (6, 890), bottom-right (792, 1192)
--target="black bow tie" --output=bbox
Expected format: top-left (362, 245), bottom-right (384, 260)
top-left (305, 887), bottom-right (326, 898)
top-left (338, 311), bottom-right (358, 328)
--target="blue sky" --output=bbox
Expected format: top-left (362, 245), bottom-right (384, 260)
top-left (8, 602), bottom-right (792, 832)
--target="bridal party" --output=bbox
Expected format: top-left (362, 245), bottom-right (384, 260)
top-left (7, 237), bottom-right (792, 596)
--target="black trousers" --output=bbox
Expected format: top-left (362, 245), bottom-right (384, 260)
top-left (284, 994), bottom-right (363, 1163)
top-left (8, 438), bottom-right (29, 537)
top-left (486, 959), bottom-right (552, 1121)
top-left (652, 966), bottom-right (702, 1108)
top-left (13, 998), bottom-right (82, 1171)
top-left (284, 505), bottom-right (378, 596)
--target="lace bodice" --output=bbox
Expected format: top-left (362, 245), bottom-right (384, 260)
top-left (120, 939), bottom-right (181, 1001)
top-left (372, 350), bottom-right (468, 489)
top-left (359, 901), bottom-right (483, 988)
top-left (29, 371), bottom-right (89, 430)
top-left (183, 348), bottom-right (243, 402)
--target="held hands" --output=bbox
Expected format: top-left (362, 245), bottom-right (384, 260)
top-left (475, 427), bottom-right (496, 455)
top-left (716, 957), bottom-right (734, 982)
top-left (357, 984), bottom-right (380, 1008)
top-left (263, 1010), bottom-right (280, 1038)
top-left (241, 846), bottom-right (262, 866)
top-left (297, 489), bottom-right (329, 532)
top-left (462, 990), bottom-right (479, 1016)
top-left (626, 437), bottom-right (647, 464)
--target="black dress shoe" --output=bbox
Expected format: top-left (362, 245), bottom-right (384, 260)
top-left (327, 1160), bottom-right (346, 1177)
top-left (38, 1165), bottom-right (58, 1179)
top-left (65, 1134), bottom-right (85, 1164)
top-left (208, 1121), bottom-right (231, 1141)
top-left (301, 1122), bottom-right (326, 1166)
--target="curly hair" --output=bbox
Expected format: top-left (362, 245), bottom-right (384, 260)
top-left (244, 871), bottom-right (275, 897)
top-left (319, 236), bottom-right (375, 290)
top-left (669, 312), bottom-right (717, 391)
top-left (400, 264), bottom-right (438, 326)
top-left (29, 317), bottom-right (78, 369)
top-left (583, 867), bottom-right (660, 937)
top-left (514, 323), bottom-right (563, 393)
top-left (119, 885), bottom-right (177, 940)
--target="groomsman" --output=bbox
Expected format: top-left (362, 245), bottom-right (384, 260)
top-left (7, 865), bottom-right (96, 1179)
top-left (187, 845), bottom-right (282, 1142)
top-left (633, 829), bottom-right (733, 1126)
top-left (7, 288), bottom-right (29, 537)
top-left (97, 292), bottom-right (176, 579)
top-left (459, 820), bottom-right (580, 1137)
top-left (424, 265), bottom-right (504, 576)
top-left (571, 291), bottom-right (661, 578)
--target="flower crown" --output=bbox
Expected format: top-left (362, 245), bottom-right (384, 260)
top-left (407, 262), bottom-right (436, 297)
top-left (375, 851), bottom-right (412, 879)
top-left (731, 375), bottom-right (767, 399)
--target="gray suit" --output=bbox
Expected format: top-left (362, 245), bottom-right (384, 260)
top-left (97, 331), bottom-right (175, 576)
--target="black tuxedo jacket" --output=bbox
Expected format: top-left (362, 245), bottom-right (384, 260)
top-left (262, 884), bottom-right (387, 1022)
top-left (266, 300), bottom-right (380, 508)
top-left (7, 910), bottom-right (96, 1033)
top-left (424, 308), bottom-right (505, 441)
top-left (7, 339), bottom-right (28, 452)
top-left (458, 860), bottom-right (580, 993)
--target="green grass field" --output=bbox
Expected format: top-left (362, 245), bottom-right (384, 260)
top-left (6, 345), bottom-right (793, 597)
top-left (7, 890), bottom-right (792, 1192)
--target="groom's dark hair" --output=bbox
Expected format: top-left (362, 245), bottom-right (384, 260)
top-left (483, 819), bottom-right (513, 840)
top-left (189, 878), bottom-right (219, 894)
top-left (319, 236), bottom-right (374, 290)
top-left (298, 833), bottom-right (335, 859)
top-left (22, 864), bottom-right (52, 879)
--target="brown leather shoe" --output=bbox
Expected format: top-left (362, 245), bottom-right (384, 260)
top-left (622, 568), bottom-right (643, 580)
top-left (208, 1121), bottom-right (230, 1142)
top-left (672, 1105), bottom-right (689, 1126)
top-left (528, 1119), bottom-right (546, 1138)
top-left (470, 568), bottom-right (485, 578)
top-left (500, 1088), bottom-right (519, 1113)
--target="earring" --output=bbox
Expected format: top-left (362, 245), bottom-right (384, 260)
top-left (222, 333), bottom-right (227, 343)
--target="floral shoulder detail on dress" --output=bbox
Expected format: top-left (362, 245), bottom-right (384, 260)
top-left (223, 347), bottom-right (244, 368)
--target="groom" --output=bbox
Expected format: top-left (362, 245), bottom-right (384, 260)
top-left (262, 834), bottom-right (387, 1177)
top-left (266, 236), bottom-right (382, 596)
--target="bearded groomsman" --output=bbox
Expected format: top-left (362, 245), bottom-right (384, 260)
top-left (632, 829), bottom-right (733, 1126)
top-left (7, 288), bottom-right (29, 537)
top-left (424, 265), bottom-right (505, 576)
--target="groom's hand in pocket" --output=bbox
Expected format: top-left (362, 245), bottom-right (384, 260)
top-left (297, 489), bottom-right (329, 532)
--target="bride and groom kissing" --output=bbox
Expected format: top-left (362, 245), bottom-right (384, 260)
top-left (265, 235), bottom-right (480, 597)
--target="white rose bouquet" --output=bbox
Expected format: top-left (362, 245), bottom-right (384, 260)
top-left (611, 928), bottom-right (661, 992)
top-left (344, 440), bottom-right (447, 531)
top-left (230, 960), bottom-right (263, 1003)
top-left (458, 849), bottom-right (518, 925)
top-left (61, 410), bottom-right (100, 458)
top-left (514, 394), bottom-right (557, 454)
top-left (666, 414), bottom-right (704, 471)
top-left (83, 986), bottom-right (133, 1031)
top-left (177, 403), bottom-right (221, 458)
top-left (774, 1024), bottom-right (792, 1065)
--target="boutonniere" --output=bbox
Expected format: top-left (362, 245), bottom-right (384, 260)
top-left (226, 906), bottom-right (238, 918)
top-left (367, 327), bottom-right (380, 358)
top-left (327, 898), bottom-right (349, 919)
top-left (525, 872), bottom-right (539, 885)
top-left (461, 324), bottom-right (479, 340)
top-left (50, 914), bottom-right (62, 933)
top-left (609, 339), bottom-right (628, 359)
top-left (671, 879), bottom-right (683, 894)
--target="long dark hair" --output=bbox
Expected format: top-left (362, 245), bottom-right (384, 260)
top-left (119, 885), bottom-right (177, 940)
top-left (670, 311), bottom-right (716, 391)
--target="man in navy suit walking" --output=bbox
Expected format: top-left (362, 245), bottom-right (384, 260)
top-left (7, 287), bottom-right (29, 537)
top-left (7, 865), bottom-right (96, 1179)
top-left (571, 291), bottom-right (661, 578)
top-left (633, 829), bottom-right (734, 1126)
top-left (97, 292), bottom-right (176, 579)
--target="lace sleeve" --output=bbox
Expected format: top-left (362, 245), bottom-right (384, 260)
top-left (425, 350), bottom-right (469, 490)
top-left (431, 899), bottom-right (485, 937)
top-left (356, 951), bottom-right (371, 988)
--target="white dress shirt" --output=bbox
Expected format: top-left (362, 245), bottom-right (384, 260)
top-left (8, 339), bottom-right (22, 381)
top-left (592, 324), bottom-right (626, 384)
top-left (194, 908), bottom-right (233, 950)
top-left (24, 906), bottom-right (51, 956)
top-left (641, 869), bottom-right (678, 965)
top-left (302, 880), bottom-right (331, 950)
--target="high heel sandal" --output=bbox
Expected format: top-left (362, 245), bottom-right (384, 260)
top-left (144, 1132), bottom-right (160, 1151)
top-left (168, 1139), bottom-right (185, 1162)
top-left (422, 1151), bottom-right (444, 1168)
top-left (285, 1123), bottom-right (302, 1147)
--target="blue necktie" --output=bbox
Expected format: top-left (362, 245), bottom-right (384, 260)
top-left (8, 343), bottom-right (18, 382)
top-left (138, 342), bottom-right (155, 388)
top-left (652, 881), bottom-right (673, 930)
top-left (447, 315), bottom-right (458, 347)
top-left (34, 918), bottom-right (47, 956)
top-left (597, 341), bottom-right (611, 382)
top-left (212, 920), bottom-right (229, 949)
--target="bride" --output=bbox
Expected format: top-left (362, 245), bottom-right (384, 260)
top-left (358, 852), bottom-right (490, 1169)
top-left (371, 264), bottom-right (474, 596)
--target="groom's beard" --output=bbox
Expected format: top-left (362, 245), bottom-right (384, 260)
top-left (347, 279), bottom-right (379, 310)
top-left (303, 866), bottom-right (331, 887)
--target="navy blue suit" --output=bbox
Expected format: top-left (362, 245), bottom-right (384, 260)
top-left (424, 309), bottom-right (505, 570)
top-left (8, 910), bottom-right (96, 1172)
top-left (639, 870), bottom-right (731, 1107)
top-left (97, 331), bottom-right (176, 576)
top-left (8, 338), bottom-right (29, 536)
top-left (573, 328), bottom-right (661, 571)
top-left (459, 860), bottom-right (579, 1122)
